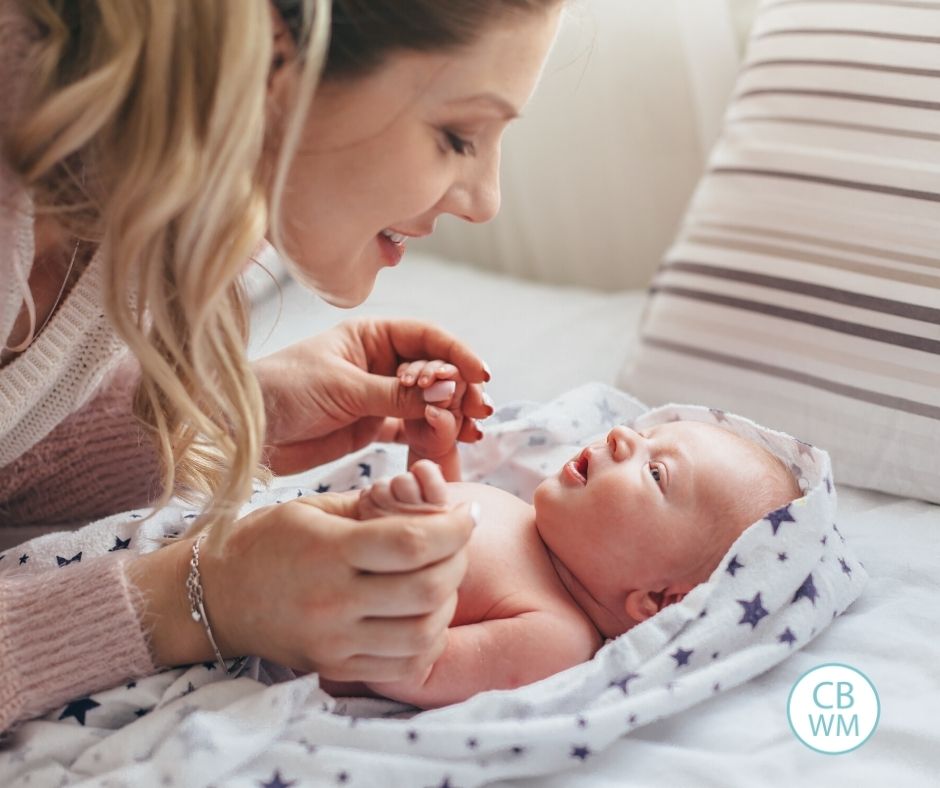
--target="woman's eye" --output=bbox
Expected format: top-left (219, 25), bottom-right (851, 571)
top-left (444, 130), bottom-right (476, 157)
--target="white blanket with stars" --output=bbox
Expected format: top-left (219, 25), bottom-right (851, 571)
top-left (0, 383), bottom-right (866, 788)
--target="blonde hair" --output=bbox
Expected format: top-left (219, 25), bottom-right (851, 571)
top-left (4, 0), bottom-right (556, 536)
top-left (4, 0), bottom-right (330, 535)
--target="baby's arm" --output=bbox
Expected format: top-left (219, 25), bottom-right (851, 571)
top-left (365, 611), bottom-right (599, 709)
top-left (395, 360), bottom-right (466, 481)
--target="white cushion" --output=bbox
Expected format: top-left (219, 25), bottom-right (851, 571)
top-left (619, 0), bottom-right (940, 503)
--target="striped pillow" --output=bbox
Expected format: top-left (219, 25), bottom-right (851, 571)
top-left (618, 0), bottom-right (940, 503)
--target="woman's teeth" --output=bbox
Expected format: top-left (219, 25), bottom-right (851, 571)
top-left (381, 229), bottom-right (408, 245)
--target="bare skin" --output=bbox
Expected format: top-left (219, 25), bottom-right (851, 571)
top-left (317, 363), bottom-right (798, 707)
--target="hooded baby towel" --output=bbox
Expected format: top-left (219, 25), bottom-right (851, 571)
top-left (0, 384), bottom-right (867, 788)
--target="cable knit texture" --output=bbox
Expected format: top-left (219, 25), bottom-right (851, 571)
top-left (0, 4), bottom-right (128, 469)
top-left (0, 0), bottom-right (160, 733)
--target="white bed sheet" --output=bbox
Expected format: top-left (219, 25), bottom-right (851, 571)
top-left (248, 253), bottom-right (940, 786)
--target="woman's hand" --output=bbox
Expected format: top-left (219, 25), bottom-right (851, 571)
top-left (252, 318), bottom-right (493, 475)
top-left (129, 491), bottom-right (477, 682)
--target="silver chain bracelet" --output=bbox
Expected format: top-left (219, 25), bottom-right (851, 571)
top-left (186, 532), bottom-right (245, 675)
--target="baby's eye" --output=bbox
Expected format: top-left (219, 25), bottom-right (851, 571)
top-left (649, 464), bottom-right (662, 484)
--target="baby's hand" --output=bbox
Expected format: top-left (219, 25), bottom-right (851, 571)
top-left (396, 359), bottom-right (468, 463)
top-left (357, 460), bottom-right (449, 519)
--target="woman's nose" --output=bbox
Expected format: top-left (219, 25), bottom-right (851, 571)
top-left (441, 152), bottom-right (501, 224)
top-left (607, 425), bottom-right (643, 461)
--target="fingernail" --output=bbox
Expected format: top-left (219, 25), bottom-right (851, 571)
top-left (482, 361), bottom-right (492, 382)
top-left (440, 364), bottom-right (457, 375)
top-left (473, 422), bottom-right (484, 440)
top-left (402, 374), bottom-right (414, 385)
top-left (423, 380), bottom-right (456, 402)
top-left (482, 392), bottom-right (495, 414)
top-left (469, 501), bottom-right (481, 529)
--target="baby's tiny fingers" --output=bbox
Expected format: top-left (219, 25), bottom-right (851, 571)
top-left (398, 360), bottom-right (428, 385)
top-left (416, 359), bottom-right (456, 386)
top-left (363, 479), bottom-right (397, 512)
top-left (410, 460), bottom-right (449, 506)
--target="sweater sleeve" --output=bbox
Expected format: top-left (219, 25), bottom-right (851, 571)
top-left (0, 353), bottom-right (162, 530)
top-left (0, 551), bottom-right (156, 734)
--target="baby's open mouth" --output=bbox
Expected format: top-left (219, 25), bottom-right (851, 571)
top-left (564, 448), bottom-right (590, 485)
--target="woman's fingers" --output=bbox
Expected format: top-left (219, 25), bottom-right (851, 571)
top-left (319, 647), bottom-right (444, 684)
top-left (359, 319), bottom-right (489, 384)
top-left (460, 382), bottom-right (493, 420)
top-left (340, 503), bottom-right (477, 573)
top-left (457, 417), bottom-right (484, 444)
top-left (353, 591), bottom-right (459, 658)
top-left (354, 548), bottom-right (466, 617)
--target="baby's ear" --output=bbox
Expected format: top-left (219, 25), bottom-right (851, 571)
top-left (624, 586), bottom-right (692, 622)
top-left (624, 589), bottom-right (662, 623)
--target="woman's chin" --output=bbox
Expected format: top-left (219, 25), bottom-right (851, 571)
top-left (314, 275), bottom-right (377, 309)
top-left (320, 291), bottom-right (367, 309)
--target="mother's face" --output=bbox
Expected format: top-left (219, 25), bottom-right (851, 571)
top-left (269, 7), bottom-right (563, 307)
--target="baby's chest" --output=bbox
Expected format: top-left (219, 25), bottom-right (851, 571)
top-left (444, 484), bottom-right (565, 626)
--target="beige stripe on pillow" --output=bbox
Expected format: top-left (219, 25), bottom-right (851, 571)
top-left (620, 0), bottom-right (940, 502)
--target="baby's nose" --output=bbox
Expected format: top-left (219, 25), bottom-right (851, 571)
top-left (607, 424), bottom-right (642, 460)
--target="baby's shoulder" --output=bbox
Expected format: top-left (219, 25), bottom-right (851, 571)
top-left (444, 480), bottom-right (531, 514)
top-left (444, 481), bottom-right (541, 557)
top-left (444, 481), bottom-right (587, 625)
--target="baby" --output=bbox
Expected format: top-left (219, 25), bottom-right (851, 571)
top-left (320, 362), bottom-right (801, 709)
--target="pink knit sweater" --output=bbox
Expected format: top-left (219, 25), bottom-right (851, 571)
top-left (0, 1), bottom-right (158, 734)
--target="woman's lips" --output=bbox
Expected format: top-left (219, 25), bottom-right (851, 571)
top-left (377, 232), bottom-right (405, 266)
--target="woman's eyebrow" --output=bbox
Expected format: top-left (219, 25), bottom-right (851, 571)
top-left (446, 92), bottom-right (521, 120)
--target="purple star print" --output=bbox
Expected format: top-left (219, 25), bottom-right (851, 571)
top-left (726, 555), bottom-right (744, 576)
top-left (765, 504), bottom-right (796, 535)
top-left (792, 573), bottom-right (819, 606)
top-left (610, 672), bottom-right (640, 695)
top-left (737, 592), bottom-right (769, 629)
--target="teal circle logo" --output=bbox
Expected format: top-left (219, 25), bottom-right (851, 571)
top-left (787, 663), bottom-right (880, 754)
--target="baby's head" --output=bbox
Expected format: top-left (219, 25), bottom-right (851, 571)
top-left (532, 420), bottom-right (801, 638)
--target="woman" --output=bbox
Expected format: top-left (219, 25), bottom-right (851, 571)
top-left (0, 0), bottom-right (563, 732)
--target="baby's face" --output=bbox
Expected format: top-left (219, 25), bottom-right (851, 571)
top-left (533, 421), bottom-right (777, 632)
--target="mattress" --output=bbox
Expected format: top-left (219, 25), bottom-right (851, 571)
top-left (249, 252), bottom-right (940, 785)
